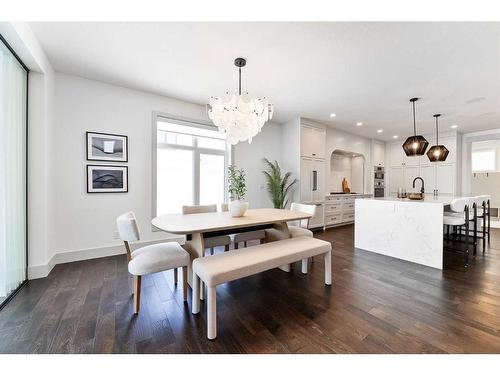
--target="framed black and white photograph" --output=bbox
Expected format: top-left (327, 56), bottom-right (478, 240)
top-left (87, 165), bottom-right (128, 193)
top-left (86, 131), bottom-right (128, 162)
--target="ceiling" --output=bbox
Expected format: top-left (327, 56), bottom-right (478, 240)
top-left (29, 22), bottom-right (500, 141)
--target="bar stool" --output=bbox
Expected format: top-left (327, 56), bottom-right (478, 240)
top-left (443, 198), bottom-right (471, 267)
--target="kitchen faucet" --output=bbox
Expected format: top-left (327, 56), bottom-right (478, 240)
top-left (412, 177), bottom-right (425, 194)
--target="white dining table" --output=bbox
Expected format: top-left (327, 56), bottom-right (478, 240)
top-left (151, 208), bottom-right (312, 290)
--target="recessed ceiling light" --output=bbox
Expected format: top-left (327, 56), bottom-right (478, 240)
top-left (393, 135), bottom-right (399, 139)
top-left (377, 129), bottom-right (383, 133)
top-left (450, 124), bottom-right (458, 129)
top-left (356, 122), bottom-right (363, 126)
top-left (330, 113), bottom-right (337, 118)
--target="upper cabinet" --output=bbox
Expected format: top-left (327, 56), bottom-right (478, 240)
top-left (386, 133), bottom-right (461, 196)
top-left (373, 141), bottom-right (385, 167)
top-left (300, 124), bottom-right (326, 159)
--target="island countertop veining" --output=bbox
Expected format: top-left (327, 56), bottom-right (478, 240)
top-left (354, 196), bottom-right (457, 269)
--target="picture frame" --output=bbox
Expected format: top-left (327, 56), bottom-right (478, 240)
top-left (86, 131), bottom-right (128, 162)
top-left (87, 165), bottom-right (128, 193)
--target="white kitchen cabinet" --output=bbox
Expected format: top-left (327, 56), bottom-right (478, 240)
top-left (404, 165), bottom-right (420, 191)
top-left (436, 163), bottom-right (455, 195)
top-left (389, 167), bottom-right (404, 194)
top-left (300, 125), bottom-right (326, 159)
top-left (373, 141), bottom-right (385, 167)
top-left (386, 136), bottom-right (459, 196)
top-left (300, 157), bottom-right (325, 203)
top-left (420, 164), bottom-right (436, 193)
top-left (390, 142), bottom-right (405, 167)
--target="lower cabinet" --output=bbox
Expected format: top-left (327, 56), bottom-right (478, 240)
top-left (324, 194), bottom-right (372, 228)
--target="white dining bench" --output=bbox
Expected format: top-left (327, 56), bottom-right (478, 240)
top-left (191, 236), bottom-right (332, 339)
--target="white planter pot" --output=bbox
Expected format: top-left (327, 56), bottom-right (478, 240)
top-left (229, 200), bottom-right (249, 217)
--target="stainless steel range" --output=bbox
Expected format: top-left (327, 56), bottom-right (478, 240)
top-left (374, 166), bottom-right (385, 197)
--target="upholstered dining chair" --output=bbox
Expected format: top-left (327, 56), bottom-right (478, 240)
top-left (265, 202), bottom-right (317, 242)
top-left (221, 203), bottom-right (266, 248)
top-left (116, 212), bottom-right (189, 314)
top-left (182, 204), bottom-right (231, 255)
top-left (265, 202), bottom-right (317, 273)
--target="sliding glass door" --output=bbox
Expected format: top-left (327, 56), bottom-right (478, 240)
top-left (0, 36), bottom-right (28, 308)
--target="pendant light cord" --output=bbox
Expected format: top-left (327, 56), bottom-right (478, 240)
top-left (412, 100), bottom-right (417, 136)
top-left (436, 117), bottom-right (439, 145)
top-left (238, 67), bottom-right (242, 95)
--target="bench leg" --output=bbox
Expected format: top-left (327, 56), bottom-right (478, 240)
top-left (192, 272), bottom-right (200, 314)
top-left (324, 250), bottom-right (332, 285)
top-left (207, 286), bottom-right (217, 340)
top-left (301, 258), bottom-right (308, 274)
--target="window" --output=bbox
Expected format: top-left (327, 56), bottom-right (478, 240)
top-left (154, 115), bottom-right (230, 216)
top-left (472, 150), bottom-right (496, 172)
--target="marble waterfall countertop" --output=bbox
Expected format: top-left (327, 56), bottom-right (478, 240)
top-left (371, 196), bottom-right (457, 205)
top-left (354, 197), bottom-right (453, 269)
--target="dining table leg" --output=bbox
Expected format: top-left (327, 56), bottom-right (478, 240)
top-left (182, 232), bottom-right (206, 300)
top-left (274, 221), bottom-right (292, 272)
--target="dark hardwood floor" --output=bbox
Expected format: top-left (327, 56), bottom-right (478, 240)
top-left (1, 225), bottom-right (499, 353)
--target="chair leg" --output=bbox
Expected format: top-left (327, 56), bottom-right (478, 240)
top-left (483, 216), bottom-right (487, 253)
top-left (133, 275), bottom-right (142, 314)
top-left (207, 286), bottom-right (217, 340)
top-left (200, 279), bottom-right (205, 300)
top-left (235, 242), bottom-right (239, 250)
top-left (174, 267), bottom-right (178, 284)
top-left (244, 241), bottom-right (247, 247)
top-left (182, 266), bottom-right (188, 302)
top-left (324, 251), bottom-right (332, 285)
top-left (224, 244), bottom-right (230, 252)
top-left (301, 258), bottom-right (308, 274)
top-left (192, 272), bottom-right (200, 314)
top-left (465, 221), bottom-right (469, 267)
top-left (209, 248), bottom-right (214, 255)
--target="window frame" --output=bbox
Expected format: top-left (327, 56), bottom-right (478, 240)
top-left (151, 112), bottom-right (232, 228)
top-left (471, 148), bottom-right (497, 173)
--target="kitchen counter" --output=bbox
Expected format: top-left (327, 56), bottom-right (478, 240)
top-left (372, 196), bottom-right (455, 204)
top-left (354, 196), bottom-right (454, 269)
top-left (327, 193), bottom-right (372, 197)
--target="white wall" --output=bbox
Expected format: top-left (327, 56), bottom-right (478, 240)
top-left (27, 73), bottom-right (282, 277)
top-left (233, 122), bottom-right (282, 208)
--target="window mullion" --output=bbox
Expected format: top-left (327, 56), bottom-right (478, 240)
top-left (193, 136), bottom-right (200, 205)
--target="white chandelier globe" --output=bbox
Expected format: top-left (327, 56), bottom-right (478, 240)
top-left (207, 92), bottom-right (274, 145)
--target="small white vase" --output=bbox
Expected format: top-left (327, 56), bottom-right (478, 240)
top-left (229, 200), bottom-right (249, 217)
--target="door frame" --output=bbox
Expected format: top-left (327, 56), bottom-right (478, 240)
top-left (0, 33), bottom-right (29, 311)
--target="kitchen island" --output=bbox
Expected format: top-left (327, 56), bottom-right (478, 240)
top-left (354, 196), bottom-right (454, 269)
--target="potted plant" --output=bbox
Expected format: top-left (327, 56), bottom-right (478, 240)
top-left (262, 158), bottom-right (297, 209)
top-left (227, 165), bottom-right (248, 217)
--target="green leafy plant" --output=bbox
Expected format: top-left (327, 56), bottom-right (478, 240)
top-left (228, 165), bottom-right (247, 201)
top-left (262, 158), bottom-right (297, 209)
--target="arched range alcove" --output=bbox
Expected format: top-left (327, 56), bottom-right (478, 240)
top-left (329, 149), bottom-right (366, 194)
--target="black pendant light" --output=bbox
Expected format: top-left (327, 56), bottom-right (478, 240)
top-left (402, 98), bottom-right (429, 156)
top-left (426, 114), bottom-right (449, 162)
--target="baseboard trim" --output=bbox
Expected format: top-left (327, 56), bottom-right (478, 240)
top-left (28, 236), bottom-right (184, 279)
